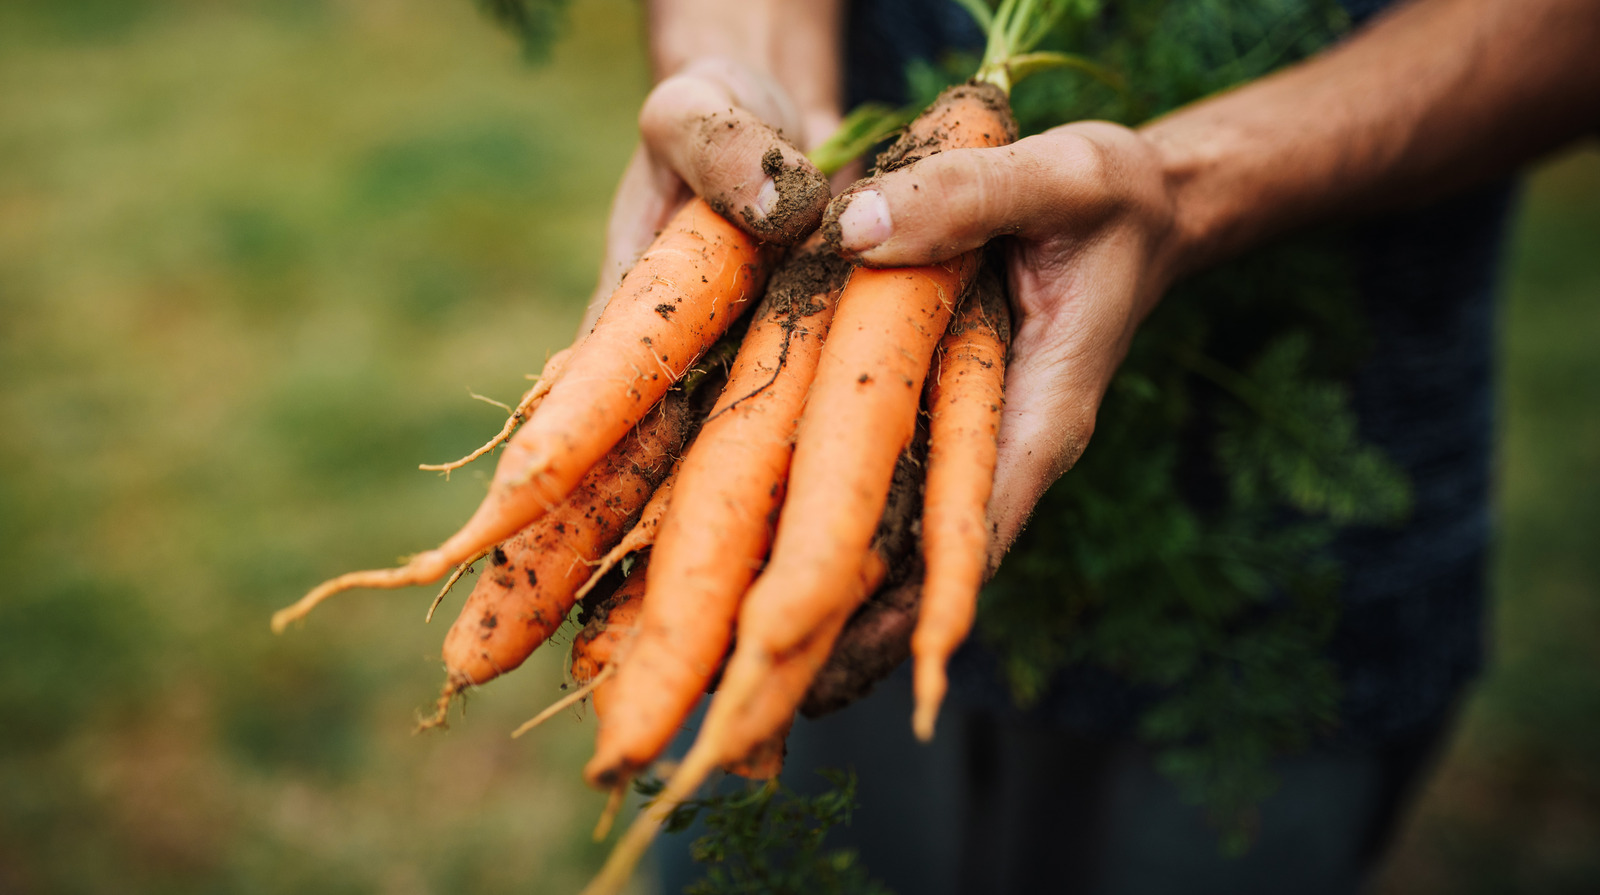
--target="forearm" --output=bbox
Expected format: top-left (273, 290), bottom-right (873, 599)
top-left (1147, 0), bottom-right (1600, 278)
top-left (647, 0), bottom-right (844, 147)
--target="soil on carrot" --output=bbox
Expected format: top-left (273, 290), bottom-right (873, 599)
top-left (874, 82), bottom-right (1017, 174)
top-left (950, 258), bottom-right (1012, 345)
top-left (706, 245), bottom-right (849, 422)
top-left (762, 245), bottom-right (850, 318)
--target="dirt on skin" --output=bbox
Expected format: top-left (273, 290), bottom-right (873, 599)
top-left (821, 82), bottom-right (1018, 256)
top-left (696, 112), bottom-right (829, 246)
top-left (741, 147), bottom-right (831, 245)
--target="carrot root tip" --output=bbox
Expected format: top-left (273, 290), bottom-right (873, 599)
top-left (511, 665), bottom-right (613, 738)
top-left (271, 552), bottom-right (455, 633)
top-left (592, 784), bottom-right (627, 842)
top-left (415, 677), bottom-right (467, 734)
top-left (912, 659), bottom-right (949, 743)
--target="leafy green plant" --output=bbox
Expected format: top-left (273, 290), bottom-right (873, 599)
top-left (636, 770), bottom-right (894, 895)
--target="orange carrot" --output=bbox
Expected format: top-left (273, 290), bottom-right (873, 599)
top-left (581, 550), bottom-right (888, 895)
top-left (570, 556), bottom-right (649, 723)
top-left (272, 198), bottom-right (770, 632)
top-left (572, 465), bottom-right (678, 603)
top-left (419, 397), bottom-right (689, 728)
top-left (732, 85), bottom-right (1016, 659)
top-left (912, 265), bottom-right (1009, 741)
top-left (584, 239), bottom-right (850, 787)
top-left (511, 556), bottom-right (652, 739)
top-left (579, 85), bottom-right (1018, 895)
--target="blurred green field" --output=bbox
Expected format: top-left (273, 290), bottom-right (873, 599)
top-left (0, 1), bottom-right (1596, 893)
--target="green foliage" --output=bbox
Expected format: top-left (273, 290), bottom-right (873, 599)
top-left (637, 771), bottom-right (894, 895)
top-left (971, 0), bottom-right (1416, 847)
top-left (472, 0), bottom-right (573, 60)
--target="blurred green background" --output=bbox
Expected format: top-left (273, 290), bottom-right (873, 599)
top-left (0, 1), bottom-right (1594, 893)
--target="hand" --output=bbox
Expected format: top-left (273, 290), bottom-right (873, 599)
top-left (800, 123), bottom-right (1178, 713)
top-left (826, 121), bottom-right (1181, 571)
top-left (579, 57), bottom-right (832, 333)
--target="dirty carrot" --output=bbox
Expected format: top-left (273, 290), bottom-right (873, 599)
top-left (573, 466), bottom-right (677, 603)
top-left (418, 398), bottom-right (689, 729)
top-left (912, 264), bottom-right (1009, 741)
top-left (584, 239), bottom-right (850, 787)
top-left (272, 198), bottom-right (770, 632)
top-left (512, 555), bottom-right (651, 739)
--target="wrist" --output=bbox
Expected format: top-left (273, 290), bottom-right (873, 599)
top-left (1141, 118), bottom-right (1247, 284)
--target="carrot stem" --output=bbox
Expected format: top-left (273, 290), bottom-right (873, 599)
top-left (592, 784), bottom-right (626, 842)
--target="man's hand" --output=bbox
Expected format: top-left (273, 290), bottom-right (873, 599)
top-left (827, 122), bottom-right (1180, 567)
top-left (580, 57), bottom-right (832, 333)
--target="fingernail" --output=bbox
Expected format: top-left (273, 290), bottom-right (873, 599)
top-left (837, 189), bottom-right (892, 252)
top-left (755, 178), bottom-right (780, 218)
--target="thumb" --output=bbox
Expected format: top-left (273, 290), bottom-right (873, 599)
top-left (822, 132), bottom-right (1107, 267)
top-left (638, 59), bottom-right (829, 245)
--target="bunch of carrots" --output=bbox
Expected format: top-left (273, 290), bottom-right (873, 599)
top-left (272, 1), bottom-right (1099, 891)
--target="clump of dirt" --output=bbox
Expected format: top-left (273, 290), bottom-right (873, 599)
top-left (874, 82), bottom-right (1016, 175)
top-left (818, 190), bottom-right (853, 256)
top-left (948, 255), bottom-right (1013, 346)
top-left (740, 146), bottom-right (830, 245)
top-left (760, 243), bottom-right (850, 319)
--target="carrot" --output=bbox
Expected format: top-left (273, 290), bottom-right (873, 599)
top-left (511, 555), bottom-right (652, 739)
top-left (580, 83), bottom-right (1020, 895)
top-left (581, 549), bottom-right (889, 895)
top-left (272, 198), bottom-right (770, 632)
top-left (583, 238), bottom-right (850, 788)
top-left (569, 555), bottom-right (649, 723)
top-left (912, 264), bottom-right (1010, 740)
top-left (736, 85), bottom-right (1015, 659)
top-left (800, 423), bottom-right (931, 717)
top-left (418, 396), bottom-right (690, 729)
top-left (572, 465), bottom-right (678, 604)
top-left (419, 346), bottom-right (573, 476)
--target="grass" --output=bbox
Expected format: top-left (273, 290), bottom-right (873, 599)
top-left (0, 1), bottom-right (1595, 892)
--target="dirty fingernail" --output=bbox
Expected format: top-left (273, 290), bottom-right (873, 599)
top-left (754, 177), bottom-right (780, 218)
top-left (837, 189), bottom-right (891, 252)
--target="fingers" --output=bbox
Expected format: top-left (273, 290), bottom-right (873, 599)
top-left (638, 58), bottom-right (829, 245)
top-left (822, 130), bottom-right (1115, 267)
